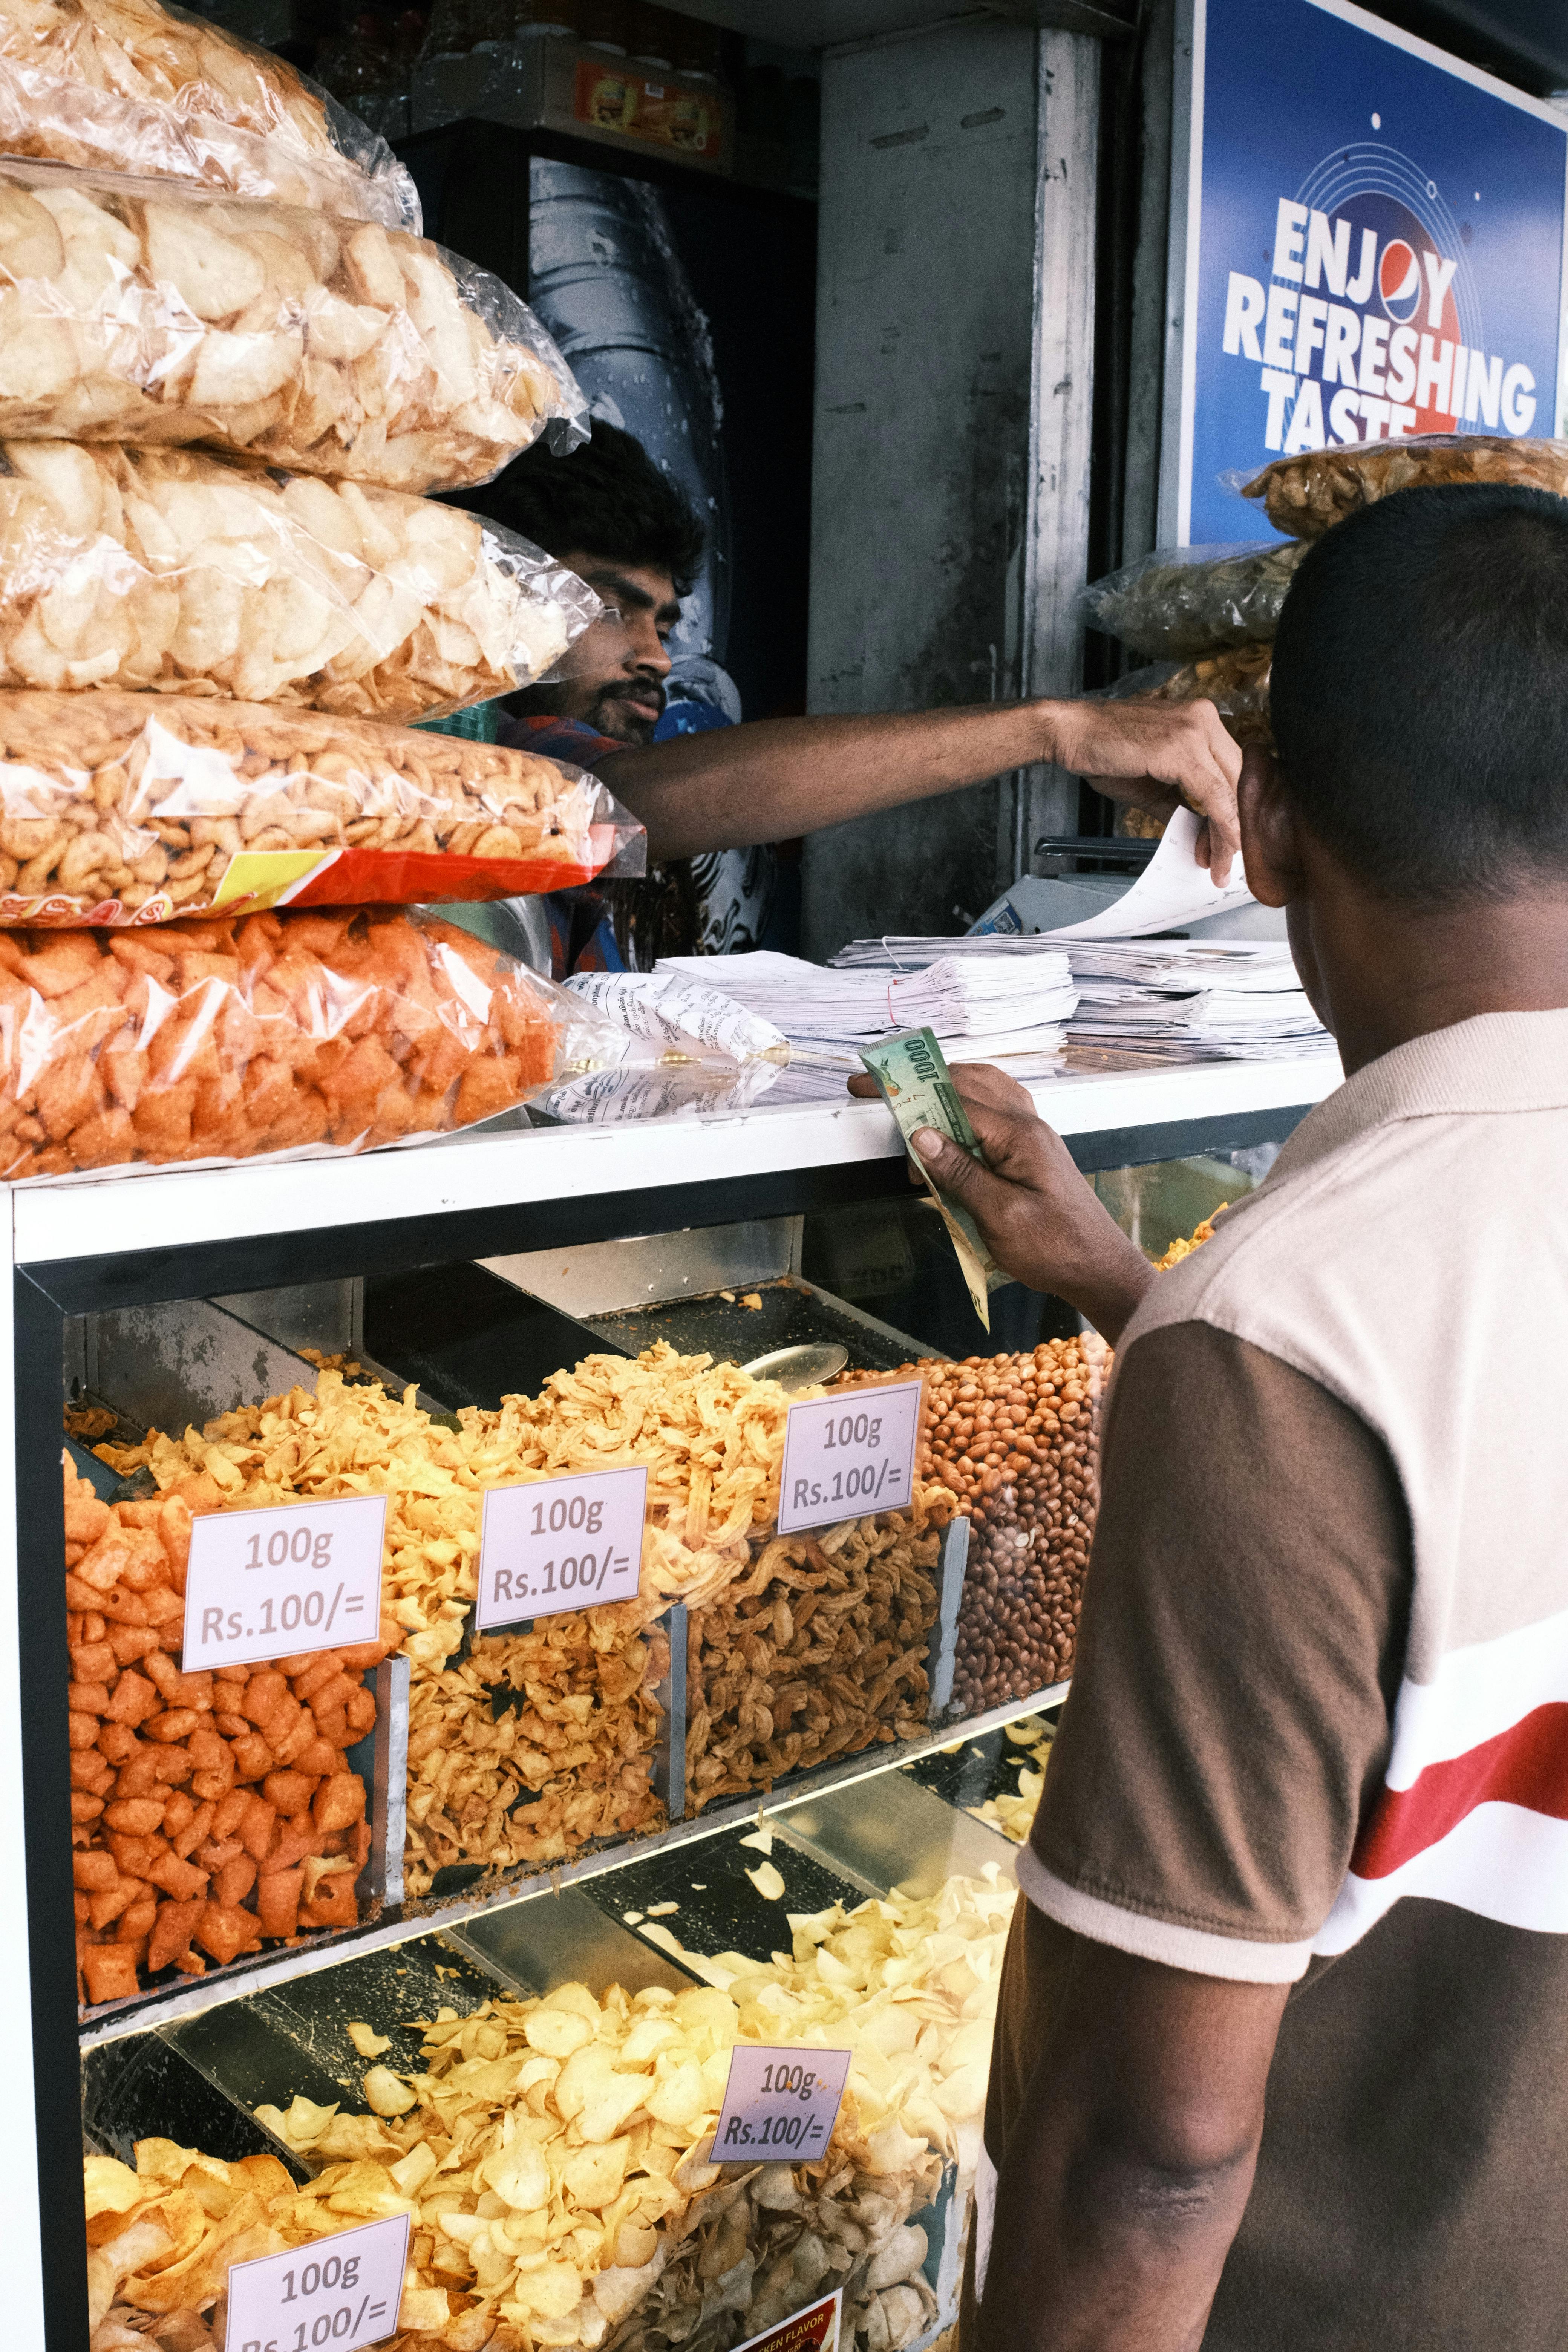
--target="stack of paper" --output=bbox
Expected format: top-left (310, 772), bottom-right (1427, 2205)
top-left (830, 934), bottom-right (1075, 971)
top-left (654, 948), bottom-right (1078, 1066)
top-left (1061, 940), bottom-right (1334, 1059)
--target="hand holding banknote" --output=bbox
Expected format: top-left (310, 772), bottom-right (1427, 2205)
top-left (849, 1058), bottom-right (1158, 1344)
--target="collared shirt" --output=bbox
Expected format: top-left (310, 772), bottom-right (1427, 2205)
top-left (985, 1010), bottom-right (1568, 2350)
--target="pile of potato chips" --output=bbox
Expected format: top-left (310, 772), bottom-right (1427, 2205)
top-left (84, 1852), bottom-right (1021, 2352)
top-left (963, 1717), bottom-right (1055, 1845)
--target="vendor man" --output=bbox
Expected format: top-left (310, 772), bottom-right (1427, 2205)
top-left (464, 423), bottom-right (1242, 975)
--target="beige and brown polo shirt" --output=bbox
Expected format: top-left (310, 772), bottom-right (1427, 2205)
top-left (975, 1008), bottom-right (1568, 2350)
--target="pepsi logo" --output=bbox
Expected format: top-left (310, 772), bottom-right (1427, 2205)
top-left (1378, 238), bottom-right (1424, 323)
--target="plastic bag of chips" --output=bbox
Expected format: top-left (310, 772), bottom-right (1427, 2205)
top-left (1235, 432), bottom-right (1568, 539)
top-left (0, 155), bottom-right (585, 492)
top-left (0, 443), bottom-right (599, 718)
top-left (0, 0), bottom-right (420, 227)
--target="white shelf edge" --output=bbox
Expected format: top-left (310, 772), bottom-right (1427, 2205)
top-left (15, 1055), bottom-right (1340, 1267)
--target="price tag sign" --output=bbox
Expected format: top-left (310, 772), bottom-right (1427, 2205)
top-left (228, 2212), bottom-right (410, 2352)
top-left (712, 2044), bottom-right (851, 2165)
top-left (182, 1494), bottom-right (388, 1673)
top-left (476, 1466), bottom-right (648, 1631)
top-left (776, 1379), bottom-right (923, 1536)
top-left (733, 2288), bottom-right (842, 2352)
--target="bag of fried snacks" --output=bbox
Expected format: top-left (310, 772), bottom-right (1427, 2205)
top-left (0, 690), bottom-right (645, 922)
top-left (0, 0), bottom-right (419, 228)
top-left (1235, 432), bottom-right (1568, 540)
top-left (63, 1452), bottom-right (399, 2010)
top-left (0, 905), bottom-right (622, 1179)
top-left (0, 443), bottom-right (599, 718)
top-left (0, 156), bottom-right (585, 493)
top-left (1112, 643), bottom-right (1274, 752)
top-left (1078, 539), bottom-right (1308, 660)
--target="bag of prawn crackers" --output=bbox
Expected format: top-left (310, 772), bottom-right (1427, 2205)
top-left (0, 691), bottom-right (645, 923)
top-left (0, 905), bottom-right (622, 1179)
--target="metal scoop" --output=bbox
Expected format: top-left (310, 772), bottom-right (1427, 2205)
top-left (741, 1341), bottom-right (849, 1391)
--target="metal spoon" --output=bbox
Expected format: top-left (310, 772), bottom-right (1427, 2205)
top-left (741, 1341), bottom-right (849, 1391)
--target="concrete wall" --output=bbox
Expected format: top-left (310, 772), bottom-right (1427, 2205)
top-left (802, 16), bottom-right (1100, 955)
top-left (803, 17), bottom-right (1041, 954)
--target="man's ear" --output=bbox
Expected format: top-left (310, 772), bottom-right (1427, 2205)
top-left (1238, 746), bottom-right (1302, 909)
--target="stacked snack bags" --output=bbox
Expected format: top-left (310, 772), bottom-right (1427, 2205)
top-left (0, 0), bottom-right (642, 1178)
top-left (1080, 431), bottom-right (1568, 769)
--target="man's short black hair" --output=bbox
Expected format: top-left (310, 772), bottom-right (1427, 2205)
top-left (463, 419), bottom-right (706, 596)
top-left (1272, 482), bottom-right (1568, 900)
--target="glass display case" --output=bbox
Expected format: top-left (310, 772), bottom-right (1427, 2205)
top-left (16, 1057), bottom-right (1335, 2348)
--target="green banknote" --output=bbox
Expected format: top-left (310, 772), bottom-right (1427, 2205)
top-left (858, 1027), bottom-right (1007, 1329)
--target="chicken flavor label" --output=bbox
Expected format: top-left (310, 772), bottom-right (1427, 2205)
top-left (228, 2213), bottom-right (410, 2352)
top-left (713, 2046), bottom-right (852, 2165)
top-left (182, 1494), bottom-right (388, 1672)
top-left (733, 2288), bottom-right (844, 2352)
top-left (475, 1466), bottom-right (647, 1630)
top-left (776, 1383), bottom-right (923, 1536)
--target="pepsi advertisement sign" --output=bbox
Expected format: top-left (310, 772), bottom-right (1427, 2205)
top-left (1166, 0), bottom-right (1568, 542)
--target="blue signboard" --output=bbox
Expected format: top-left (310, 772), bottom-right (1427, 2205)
top-left (1164, 0), bottom-right (1568, 544)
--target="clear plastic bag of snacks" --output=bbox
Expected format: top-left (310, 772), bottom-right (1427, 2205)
top-left (1235, 432), bottom-right (1568, 539)
top-left (0, 690), bottom-right (645, 922)
top-left (1079, 539), bottom-right (1308, 659)
top-left (0, 905), bottom-right (622, 1179)
top-left (0, 0), bottom-right (420, 227)
top-left (0, 155), bottom-right (585, 492)
top-left (0, 443), bottom-right (599, 719)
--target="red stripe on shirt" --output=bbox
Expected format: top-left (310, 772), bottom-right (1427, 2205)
top-left (1352, 1703), bottom-right (1568, 1879)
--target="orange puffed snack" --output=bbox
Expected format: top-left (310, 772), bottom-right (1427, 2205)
top-left (0, 905), bottom-right (606, 1179)
top-left (66, 1454), bottom-right (400, 2012)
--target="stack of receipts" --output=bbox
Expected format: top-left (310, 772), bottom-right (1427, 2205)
top-left (654, 948), bottom-right (1078, 1065)
top-left (1064, 940), bottom-right (1334, 1059)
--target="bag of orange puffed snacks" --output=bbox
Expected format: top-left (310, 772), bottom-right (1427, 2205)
top-left (0, 904), bottom-right (622, 1179)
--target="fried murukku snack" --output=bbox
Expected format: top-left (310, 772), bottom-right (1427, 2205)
top-left (0, 690), bottom-right (642, 923)
top-left (0, 444), bottom-right (596, 718)
top-left (0, 157), bottom-right (585, 491)
top-left (0, 0), bottom-right (418, 224)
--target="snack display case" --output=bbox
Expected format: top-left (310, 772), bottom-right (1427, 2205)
top-left (20, 1054), bottom-right (1337, 2348)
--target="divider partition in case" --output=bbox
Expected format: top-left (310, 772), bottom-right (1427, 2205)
top-left (14, 1050), bottom-right (1336, 2346)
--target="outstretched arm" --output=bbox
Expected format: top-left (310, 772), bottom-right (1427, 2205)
top-left (607, 697), bottom-right (1243, 882)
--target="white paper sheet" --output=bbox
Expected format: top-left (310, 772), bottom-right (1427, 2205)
top-left (1042, 808), bottom-right (1256, 939)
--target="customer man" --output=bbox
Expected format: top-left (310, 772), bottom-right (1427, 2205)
top-left (464, 424), bottom-right (1245, 972)
top-left (884, 484), bottom-right (1568, 2350)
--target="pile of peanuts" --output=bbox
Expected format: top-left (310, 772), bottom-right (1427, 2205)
top-left (837, 1342), bottom-right (1108, 1713)
top-left (931, 1339), bottom-right (1108, 1711)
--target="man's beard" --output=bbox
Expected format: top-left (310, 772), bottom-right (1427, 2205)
top-left (506, 675), bottom-right (665, 747)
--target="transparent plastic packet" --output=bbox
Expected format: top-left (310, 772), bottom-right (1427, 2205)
top-left (562, 968), bottom-right (789, 1064)
top-left (1106, 644), bottom-right (1274, 750)
top-left (0, 0), bottom-right (420, 228)
top-left (0, 443), bottom-right (600, 720)
top-left (1231, 432), bottom-right (1568, 539)
top-left (0, 690), bottom-right (646, 923)
top-left (0, 903), bottom-right (625, 1181)
top-left (1078, 539), bottom-right (1308, 659)
top-left (0, 154), bottom-right (586, 493)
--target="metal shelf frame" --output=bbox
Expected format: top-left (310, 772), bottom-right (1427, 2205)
top-left (3, 1056), bottom-right (1336, 2346)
